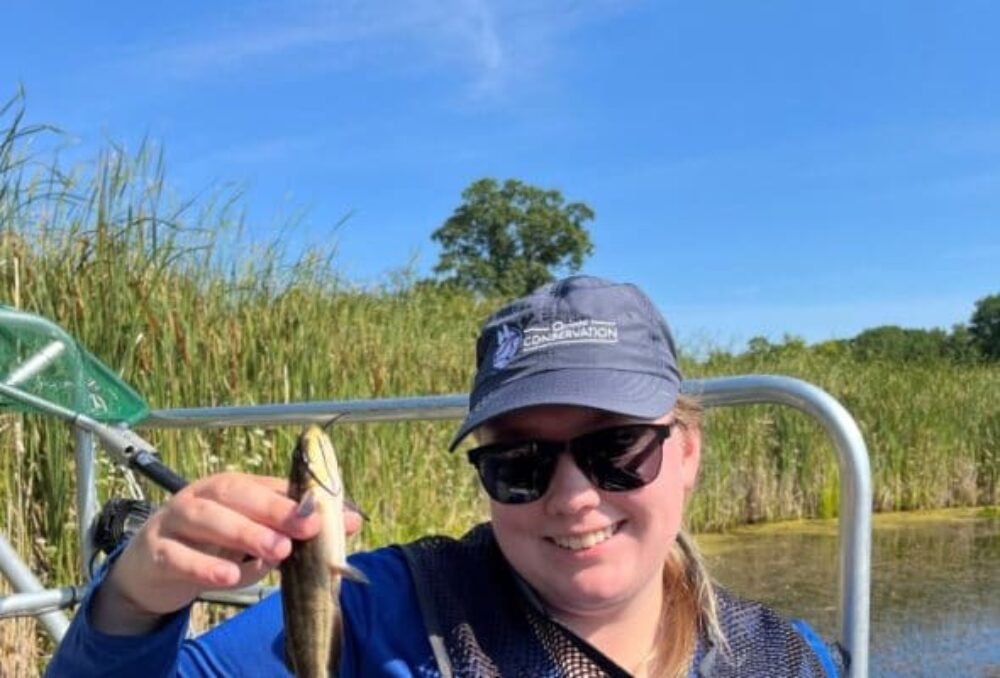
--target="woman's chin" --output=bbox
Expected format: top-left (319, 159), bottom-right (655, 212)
top-left (543, 575), bottom-right (636, 616)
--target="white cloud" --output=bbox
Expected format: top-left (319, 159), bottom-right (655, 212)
top-left (140, 1), bottom-right (627, 100)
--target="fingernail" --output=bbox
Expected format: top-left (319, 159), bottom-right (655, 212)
top-left (296, 493), bottom-right (315, 517)
top-left (266, 534), bottom-right (291, 556)
top-left (213, 563), bottom-right (236, 585)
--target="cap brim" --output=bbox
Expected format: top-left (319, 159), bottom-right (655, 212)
top-left (449, 368), bottom-right (679, 450)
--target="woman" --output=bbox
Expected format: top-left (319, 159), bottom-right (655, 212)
top-left (48, 275), bottom-right (843, 676)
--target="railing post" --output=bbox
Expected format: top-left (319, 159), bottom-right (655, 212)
top-left (0, 533), bottom-right (70, 641)
top-left (692, 376), bottom-right (871, 676)
top-left (74, 427), bottom-right (99, 581)
top-left (141, 376), bottom-right (871, 675)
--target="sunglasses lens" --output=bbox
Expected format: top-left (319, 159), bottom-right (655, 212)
top-left (474, 443), bottom-right (557, 505)
top-left (577, 425), bottom-right (667, 491)
top-left (469, 425), bottom-right (669, 504)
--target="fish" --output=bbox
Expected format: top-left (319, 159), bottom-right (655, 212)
top-left (280, 425), bottom-right (366, 678)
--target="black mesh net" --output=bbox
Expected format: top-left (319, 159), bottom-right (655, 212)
top-left (694, 591), bottom-right (847, 677)
top-left (401, 523), bottom-right (847, 677)
top-left (402, 524), bottom-right (625, 677)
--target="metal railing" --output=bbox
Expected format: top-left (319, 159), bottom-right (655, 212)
top-left (0, 375), bottom-right (872, 676)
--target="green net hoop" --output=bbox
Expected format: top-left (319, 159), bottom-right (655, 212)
top-left (0, 306), bottom-right (149, 425)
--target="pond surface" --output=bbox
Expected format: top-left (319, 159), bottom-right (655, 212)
top-left (695, 509), bottom-right (1000, 677)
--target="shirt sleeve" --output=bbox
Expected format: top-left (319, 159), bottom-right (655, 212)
top-left (47, 545), bottom-right (437, 677)
top-left (178, 547), bottom-right (437, 676)
top-left (45, 547), bottom-right (191, 678)
top-left (339, 546), bottom-right (439, 676)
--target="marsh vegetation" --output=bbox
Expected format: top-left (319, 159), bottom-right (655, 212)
top-left (1, 98), bottom-right (997, 672)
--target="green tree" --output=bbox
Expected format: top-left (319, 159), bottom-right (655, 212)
top-left (850, 325), bottom-right (949, 362)
top-left (970, 294), bottom-right (1000, 360)
top-left (945, 323), bottom-right (980, 363)
top-left (431, 178), bottom-right (595, 297)
top-left (746, 336), bottom-right (773, 356)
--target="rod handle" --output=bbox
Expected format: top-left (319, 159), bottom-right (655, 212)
top-left (129, 450), bottom-right (189, 493)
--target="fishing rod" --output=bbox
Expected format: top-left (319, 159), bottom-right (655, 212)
top-left (0, 306), bottom-right (189, 494)
top-left (0, 380), bottom-right (188, 493)
top-left (0, 305), bottom-right (351, 598)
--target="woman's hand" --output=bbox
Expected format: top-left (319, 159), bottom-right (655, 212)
top-left (90, 472), bottom-right (363, 635)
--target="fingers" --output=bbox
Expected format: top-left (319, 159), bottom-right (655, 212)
top-left (344, 507), bottom-right (363, 537)
top-left (148, 472), bottom-right (364, 579)
top-left (188, 473), bottom-right (320, 541)
top-left (99, 469), bottom-right (368, 627)
top-left (149, 537), bottom-right (245, 589)
top-left (160, 497), bottom-right (293, 564)
top-left (183, 472), bottom-right (365, 541)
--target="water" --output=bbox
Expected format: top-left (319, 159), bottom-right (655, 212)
top-left (695, 510), bottom-right (1000, 677)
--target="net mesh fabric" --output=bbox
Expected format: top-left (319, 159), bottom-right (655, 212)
top-left (696, 591), bottom-right (847, 677)
top-left (402, 523), bottom-right (846, 677)
top-left (402, 524), bottom-right (626, 677)
top-left (0, 306), bottom-right (148, 423)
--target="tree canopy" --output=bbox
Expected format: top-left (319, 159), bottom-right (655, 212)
top-left (431, 178), bottom-right (594, 297)
top-left (970, 294), bottom-right (1000, 360)
top-left (850, 325), bottom-right (951, 362)
top-left (738, 294), bottom-right (1000, 364)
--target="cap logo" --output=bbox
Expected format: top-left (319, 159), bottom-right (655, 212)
top-left (523, 319), bottom-right (618, 352)
top-left (493, 324), bottom-right (523, 369)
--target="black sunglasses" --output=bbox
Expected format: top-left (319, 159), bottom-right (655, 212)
top-left (467, 423), bottom-right (672, 505)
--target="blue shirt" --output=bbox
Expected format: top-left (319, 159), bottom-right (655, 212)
top-left (47, 547), bottom-right (438, 677)
top-left (47, 545), bottom-right (839, 677)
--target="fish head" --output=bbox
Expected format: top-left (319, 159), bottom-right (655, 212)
top-left (292, 425), bottom-right (343, 498)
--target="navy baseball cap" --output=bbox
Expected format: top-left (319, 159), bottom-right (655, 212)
top-left (450, 275), bottom-right (683, 449)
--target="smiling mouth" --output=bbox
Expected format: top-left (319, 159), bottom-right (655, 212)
top-left (548, 523), bottom-right (621, 551)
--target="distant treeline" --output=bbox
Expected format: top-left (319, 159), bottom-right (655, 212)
top-left (1, 93), bottom-right (999, 671)
top-left (734, 312), bottom-right (998, 365)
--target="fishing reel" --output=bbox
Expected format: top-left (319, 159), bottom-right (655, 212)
top-left (91, 498), bottom-right (157, 560)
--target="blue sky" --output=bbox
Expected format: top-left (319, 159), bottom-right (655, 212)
top-left (4, 1), bottom-right (998, 351)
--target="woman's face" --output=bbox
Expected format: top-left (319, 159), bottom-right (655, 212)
top-left (477, 405), bottom-right (701, 620)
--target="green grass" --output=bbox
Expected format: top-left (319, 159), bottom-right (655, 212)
top-left (687, 350), bottom-right (998, 530)
top-left (1, 97), bottom-right (998, 672)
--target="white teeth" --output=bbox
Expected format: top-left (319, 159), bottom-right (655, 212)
top-left (551, 525), bottom-right (616, 551)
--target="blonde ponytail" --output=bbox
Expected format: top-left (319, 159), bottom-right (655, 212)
top-left (647, 395), bottom-right (726, 678)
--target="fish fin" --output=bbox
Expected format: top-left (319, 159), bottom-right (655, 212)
top-left (330, 562), bottom-right (369, 584)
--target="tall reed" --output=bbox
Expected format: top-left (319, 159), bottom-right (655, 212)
top-left (1, 95), bottom-right (997, 673)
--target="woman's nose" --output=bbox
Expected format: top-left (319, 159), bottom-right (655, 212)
top-left (543, 452), bottom-right (600, 516)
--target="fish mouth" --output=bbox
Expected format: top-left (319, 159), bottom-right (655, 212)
top-left (547, 522), bottom-right (622, 551)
